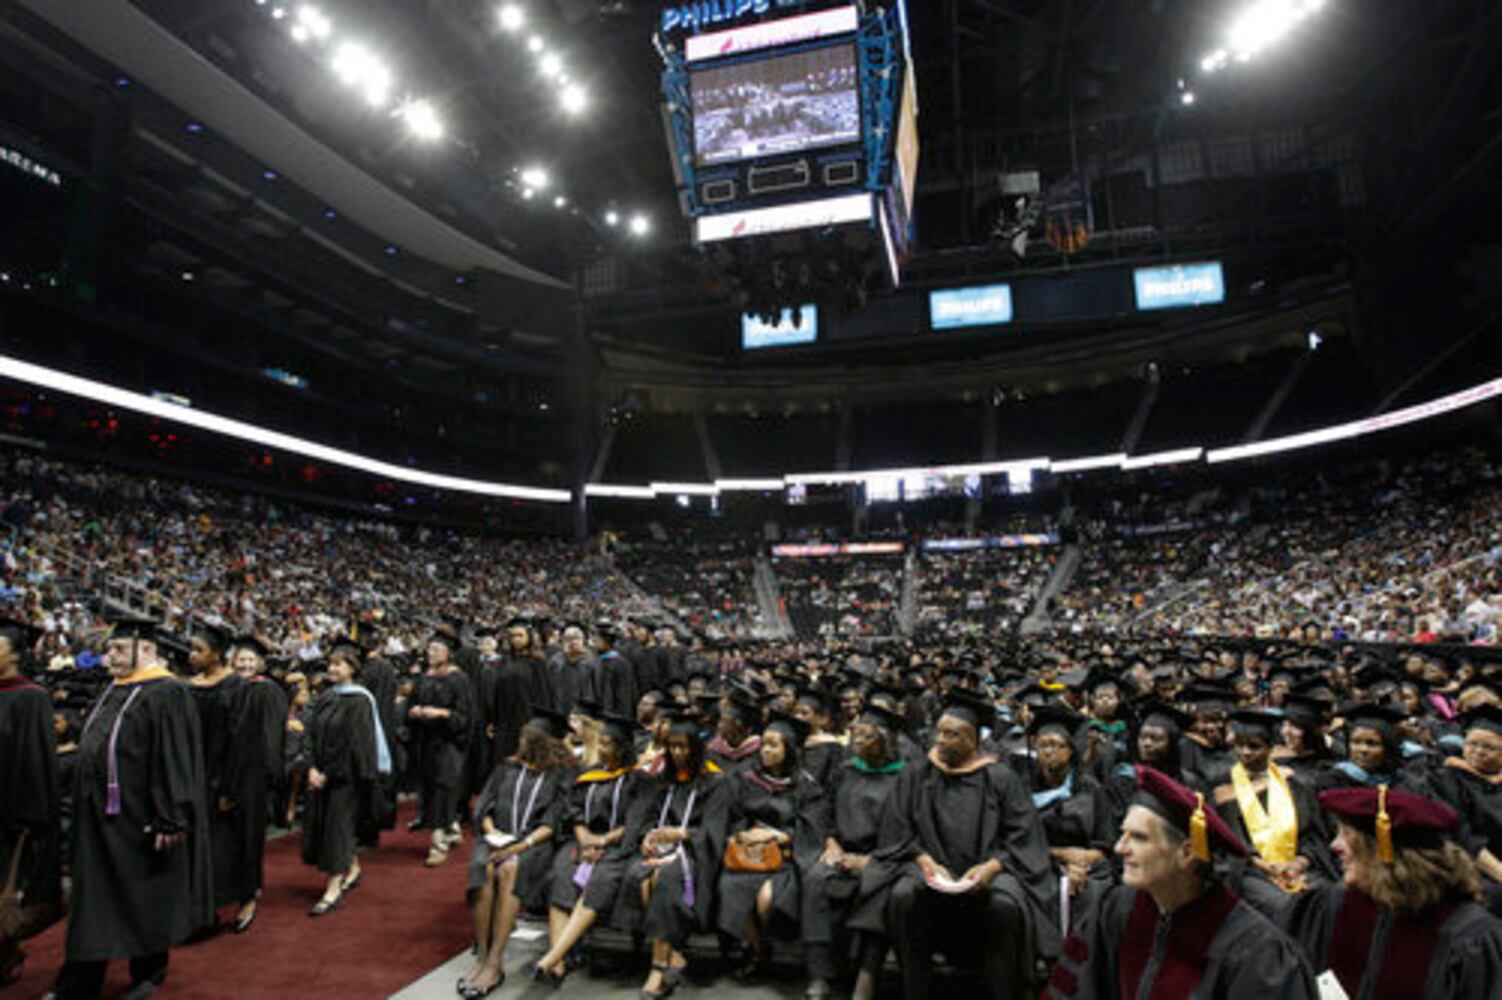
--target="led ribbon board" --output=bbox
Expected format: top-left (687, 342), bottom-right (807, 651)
top-left (1134, 261), bottom-right (1226, 310)
top-left (695, 191), bottom-right (872, 242)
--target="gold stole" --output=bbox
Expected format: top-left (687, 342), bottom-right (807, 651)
top-left (1231, 763), bottom-right (1300, 865)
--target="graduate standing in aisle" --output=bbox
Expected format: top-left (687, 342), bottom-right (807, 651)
top-left (350, 631), bottom-right (400, 846)
top-left (185, 625), bottom-right (245, 934)
top-left (0, 617), bottom-right (62, 986)
top-left (409, 629), bottom-right (476, 866)
top-left (1045, 766), bottom-right (1316, 1000)
top-left (301, 646), bottom-right (390, 916)
top-left (47, 618), bottom-right (211, 1000)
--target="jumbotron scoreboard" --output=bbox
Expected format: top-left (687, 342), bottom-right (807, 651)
top-left (655, 1), bottom-right (918, 310)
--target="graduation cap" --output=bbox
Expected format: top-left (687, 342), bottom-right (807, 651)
top-left (232, 634), bottom-right (271, 658)
top-left (1459, 703), bottom-right (1502, 738)
top-left (0, 615), bottom-right (43, 652)
top-left (155, 631), bottom-right (193, 666)
top-left (1137, 700), bottom-right (1193, 736)
top-left (524, 706), bottom-right (571, 741)
top-left (1318, 786), bottom-right (1459, 863)
top-left (428, 628), bottom-right (461, 651)
top-left (593, 618), bottom-right (620, 639)
top-left (764, 712), bottom-right (811, 747)
top-left (1027, 704), bottom-right (1084, 739)
top-left (1181, 683), bottom-right (1235, 714)
top-left (1132, 766), bottom-right (1249, 861)
top-left (940, 688), bottom-right (996, 732)
top-left (473, 624), bottom-right (499, 640)
top-left (794, 684), bottom-right (835, 717)
top-left (1227, 708), bottom-right (1283, 742)
top-left (1282, 694), bottom-right (1331, 723)
top-left (1338, 701), bottom-right (1405, 733)
top-left (856, 703), bottom-right (902, 732)
top-left (599, 714), bottom-right (639, 747)
top-left (108, 615), bottom-right (162, 643)
top-left (573, 697), bottom-right (604, 719)
top-left (191, 621), bottom-right (234, 653)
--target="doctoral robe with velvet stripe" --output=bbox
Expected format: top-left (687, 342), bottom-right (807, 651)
top-left (1044, 882), bottom-right (1317, 1000)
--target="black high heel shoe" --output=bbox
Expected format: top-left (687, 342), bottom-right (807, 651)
top-left (309, 890), bottom-right (344, 916)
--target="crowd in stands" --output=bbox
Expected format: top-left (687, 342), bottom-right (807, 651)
top-left (774, 554), bottom-right (904, 638)
top-left (914, 545), bottom-right (1056, 636)
top-left (613, 539), bottom-right (767, 639)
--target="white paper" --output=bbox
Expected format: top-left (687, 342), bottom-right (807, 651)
top-left (1316, 970), bottom-right (1350, 1000)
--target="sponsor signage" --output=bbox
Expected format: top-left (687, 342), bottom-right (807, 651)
top-left (0, 144), bottom-right (62, 187)
top-left (922, 534), bottom-right (1060, 552)
top-left (742, 305), bottom-right (818, 350)
top-left (929, 284), bottom-right (1014, 330)
top-left (771, 541), bottom-right (905, 557)
top-left (696, 192), bottom-right (872, 242)
top-left (1133, 261), bottom-right (1225, 311)
top-left (685, 5), bottom-right (858, 62)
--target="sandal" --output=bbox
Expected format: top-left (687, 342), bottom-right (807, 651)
top-left (459, 973), bottom-right (503, 999)
top-left (532, 961), bottom-right (568, 988)
top-left (639, 962), bottom-right (683, 999)
top-left (731, 948), bottom-right (767, 981)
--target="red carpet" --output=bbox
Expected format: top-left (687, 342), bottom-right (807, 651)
top-left (8, 807), bottom-right (473, 998)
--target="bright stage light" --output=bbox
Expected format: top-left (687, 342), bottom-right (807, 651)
top-left (553, 195), bottom-right (567, 208)
top-left (604, 210), bottom-right (620, 227)
top-left (628, 214), bottom-right (650, 236)
top-left (296, 6), bottom-right (331, 41)
top-left (539, 52), bottom-right (563, 78)
top-left (1213, 0), bottom-right (1327, 65)
top-left (498, 4), bottom-right (525, 31)
top-left (1181, 91), bottom-right (1196, 105)
top-left (400, 99), bottom-right (444, 141)
top-left (521, 187), bottom-right (535, 200)
top-left (271, 7), bottom-right (287, 20)
top-left (528, 36), bottom-right (544, 53)
top-left (560, 83), bottom-right (587, 114)
top-left (519, 166), bottom-right (549, 190)
top-left (331, 42), bottom-right (392, 108)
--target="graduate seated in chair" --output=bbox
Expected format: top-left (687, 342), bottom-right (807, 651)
top-left (864, 688), bottom-right (1060, 1000)
top-left (1046, 766), bottom-right (1318, 1000)
top-left (1282, 785), bottom-right (1502, 999)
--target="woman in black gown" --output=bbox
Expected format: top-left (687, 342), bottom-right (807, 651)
top-left (1282, 785), bottom-right (1502, 998)
top-left (1429, 704), bottom-right (1502, 913)
top-left (1021, 705), bottom-right (1116, 930)
top-left (794, 686), bottom-right (848, 790)
top-left (301, 647), bottom-right (390, 916)
top-left (802, 704), bottom-right (905, 1000)
top-left (460, 707), bottom-right (572, 999)
top-left (1323, 702), bottom-right (1433, 795)
top-left (715, 714), bottom-right (828, 984)
top-left (1105, 699), bottom-right (1191, 819)
top-left (623, 709), bottom-right (729, 1000)
top-left (532, 714), bottom-right (647, 984)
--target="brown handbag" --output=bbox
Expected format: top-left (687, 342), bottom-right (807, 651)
top-left (0, 830), bottom-right (29, 939)
top-left (723, 836), bottom-right (785, 874)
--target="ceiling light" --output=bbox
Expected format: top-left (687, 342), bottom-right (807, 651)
top-left (629, 214), bottom-right (650, 236)
top-left (527, 36), bottom-right (544, 53)
top-left (331, 42), bottom-right (392, 107)
top-left (291, 24), bottom-right (310, 43)
top-left (271, 6), bottom-right (287, 19)
top-left (499, 4), bottom-right (525, 32)
top-left (296, 6), bottom-right (332, 40)
top-left (521, 187), bottom-right (535, 200)
top-left (539, 52), bottom-right (563, 78)
top-left (181, 271), bottom-right (195, 282)
top-left (519, 166), bottom-right (549, 189)
top-left (560, 83), bottom-right (587, 114)
top-left (400, 99), bottom-right (444, 141)
top-left (553, 195), bottom-right (567, 208)
top-left (1180, 91), bottom-right (1196, 105)
top-left (604, 210), bottom-right (620, 226)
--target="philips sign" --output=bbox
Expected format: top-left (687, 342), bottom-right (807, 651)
top-left (661, 0), bottom-right (772, 35)
top-left (1133, 262), bottom-right (1226, 311)
top-left (929, 284), bottom-right (1014, 330)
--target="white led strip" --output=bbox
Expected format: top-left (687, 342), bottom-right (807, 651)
top-left (0, 354), bottom-right (571, 503)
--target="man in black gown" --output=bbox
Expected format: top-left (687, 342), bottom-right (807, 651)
top-left (1043, 766), bottom-right (1315, 1000)
top-left (0, 618), bottom-right (61, 986)
top-left (866, 689), bottom-right (1060, 1000)
top-left (351, 633), bottom-right (400, 846)
top-left (48, 618), bottom-right (211, 1000)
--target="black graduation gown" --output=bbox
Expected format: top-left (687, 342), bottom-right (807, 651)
top-left (802, 759), bottom-right (903, 948)
top-left (468, 761), bottom-right (570, 906)
top-left (620, 768), bottom-right (731, 946)
top-left (802, 738), bottom-right (848, 791)
top-left (189, 673), bottom-right (245, 910)
top-left (221, 676), bottom-right (284, 905)
top-left (1281, 883), bottom-right (1502, 999)
top-left (715, 767), bottom-right (828, 942)
top-left (596, 649), bottom-right (636, 719)
top-left (0, 676), bottom-right (62, 937)
top-left (547, 768), bottom-right (648, 920)
top-left (854, 754), bottom-right (1060, 999)
top-left (1179, 738), bottom-right (1233, 791)
top-left (301, 689), bottom-right (379, 875)
top-left (478, 656), bottom-right (530, 770)
top-left (1429, 762), bottom-right (1502, 910)
top-left (706, 736), bottom-right (762, 774)
top-left (548, 653), bottom-right (600, 715)
top-left (67, 674), bottom-right (213, 961)
top-left (1212, 769), bottom-right (1335, 896)
top-left (357, 657), bottom-right (400, 836)
top-left (1046, 883), bottom-right (1317, 1000)
top-left (408, 668), bottom-right (474, 830)
top-left (1024, 769), bottom-right (1117, 926)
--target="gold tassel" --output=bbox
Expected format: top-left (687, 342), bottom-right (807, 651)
top-left (1190, 792), bottom-right (1210, 862)
top-left (1375, 784), bottom-right (1394, 864)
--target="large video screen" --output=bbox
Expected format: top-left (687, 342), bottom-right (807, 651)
top-left (691, 44), bottom-right (861, 166)
top-left (742, 305), bottom-right (818, 350)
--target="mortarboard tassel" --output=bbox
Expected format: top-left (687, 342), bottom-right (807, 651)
top-left (1190, 791), bottom-right (1210, 862)
top-left (1375, 784), bottom-right (1394, 864)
